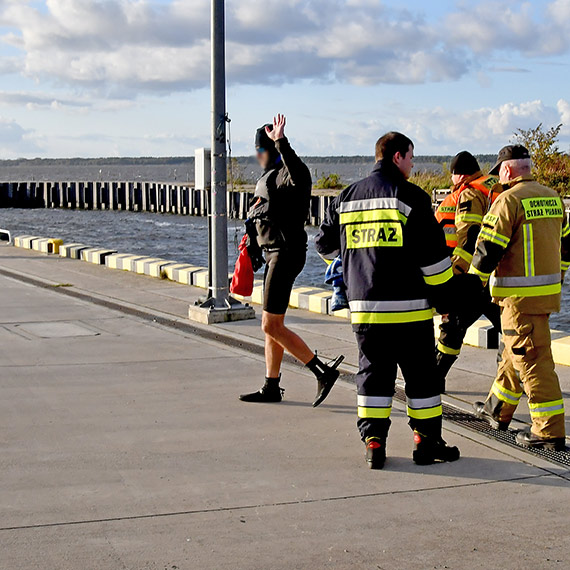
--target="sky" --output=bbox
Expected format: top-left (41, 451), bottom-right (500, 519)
top-left (0, 0), bottom-right (568, 158)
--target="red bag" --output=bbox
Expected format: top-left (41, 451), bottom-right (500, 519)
top-left (230, 234), bottom-right (255, 296)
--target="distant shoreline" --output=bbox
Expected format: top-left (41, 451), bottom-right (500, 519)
top-left (0, 154), bottom-right (497, 167)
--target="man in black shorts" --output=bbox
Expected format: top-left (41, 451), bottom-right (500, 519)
top-left (239, 114), bottom-right (343, 406)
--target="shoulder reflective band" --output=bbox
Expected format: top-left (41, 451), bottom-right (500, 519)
top-left (357, 395), bottom-right (393, 419)
top-left (346, 222), bottom-right (403, 249)
top-left (490, 273), bottom-right (562, 298)
top-left (453, 247), bottom-right (473, 264)
top-left (406, 396), bottom-right (442, 420)
top-left (421, 258), bottom-right (453, 286)
top-left (528, 399), bottom-right (565, 418)
top-left (483, 213), bottom-right (499, 227)
top-left (340, 209), bottom-right (407, 225)
top-left (522, 224), bottom-right (535, 277)
top-left (349, 299), bottom-right (434, 324)
top-left (521, 197), bottom-right (564, 221)
top-left (456, 212), bottom-right (483, 224)
top-left (339, 197), bottom-right (412, 217)
top-left (478, 227), bottom-right (510, 248)
top-left (492, 381), bottom-right (523, 406)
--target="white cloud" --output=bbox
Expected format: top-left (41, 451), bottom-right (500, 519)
top-left (6, 0), bottom-right (565, 94)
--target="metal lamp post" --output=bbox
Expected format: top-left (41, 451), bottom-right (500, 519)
top-left (189, 0), bottom-right (255, 324)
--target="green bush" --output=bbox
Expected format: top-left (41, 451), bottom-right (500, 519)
top-left (314, 173), bottom-right (345, 190)
top-left (513, 123), bottom-right (570, 195)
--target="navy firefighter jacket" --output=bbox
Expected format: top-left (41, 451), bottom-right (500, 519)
top-left (315, 159), bottom-right (456, 331)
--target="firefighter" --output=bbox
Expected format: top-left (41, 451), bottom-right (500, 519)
top-left (470, 144), bottom-right (570, 451)
top-left (435, 151), bottom-right (502, 391)
top-left (316, 132), bottom-right (478, 468)
top-left (239, 114), bottom-right (344, 407)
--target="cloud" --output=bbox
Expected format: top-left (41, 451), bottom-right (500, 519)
top-left (3, 0), bottom-right (567, 95)
top-left (326, 99), bottom-right (570, 156)
top-left (0, 115), bottom-right (40, 156)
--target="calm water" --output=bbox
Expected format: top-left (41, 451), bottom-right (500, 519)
top-left (1, 207), bottom-right (569, 331)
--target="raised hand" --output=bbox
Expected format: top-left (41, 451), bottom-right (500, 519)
top-left (266, 114), bottom-right (286, 141)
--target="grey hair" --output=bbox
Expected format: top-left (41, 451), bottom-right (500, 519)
top-left (502, 158), bottom-right (532, 175)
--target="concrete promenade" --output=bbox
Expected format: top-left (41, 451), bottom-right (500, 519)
top-left (1, 243), bottom-right (569, 569)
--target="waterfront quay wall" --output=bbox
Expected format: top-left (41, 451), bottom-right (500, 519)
top-left (0, 180), bottom-right (335, 226)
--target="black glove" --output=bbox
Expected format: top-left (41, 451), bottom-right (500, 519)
top-left (429, 273), bottom-right (484, 315)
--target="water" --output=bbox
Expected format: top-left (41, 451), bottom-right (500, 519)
top-left (1, 207), bottom-right (568, 331)
top-left (0, 159), bottom-right (441, 185)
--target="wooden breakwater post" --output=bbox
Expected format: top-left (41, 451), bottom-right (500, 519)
top-left (0, 180), bottom-right (349, 226)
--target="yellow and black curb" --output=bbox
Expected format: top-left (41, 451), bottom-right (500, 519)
top-left (11, 233), bottom-right (570, 366)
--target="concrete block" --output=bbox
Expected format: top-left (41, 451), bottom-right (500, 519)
top-left (191, 270), bottom-right (210, 289)
top-left (32, 238), bottom-right (63, 255)
top-left (163, 263), bottom-right (201, 284)
top-left (81, 248), bottom-right (117, 265)
top-left (13, 235), bottom-right (40, 249)
top-left (308, 291), bottom-right (332, 314)
top-left (60, 243), bottom-right (89, 260)
top-left (551, 334), bottom-right (570, 367)
top-left (144, 259), bottom-right (178, 279)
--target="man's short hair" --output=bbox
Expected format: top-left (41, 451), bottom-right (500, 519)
top-left (375, 132), bottom-right (414, 162)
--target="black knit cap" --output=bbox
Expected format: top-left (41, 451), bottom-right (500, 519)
top-left (255, 124), bottom-right (275, 152)
top-left (450, 151), bottom-right (480, 175)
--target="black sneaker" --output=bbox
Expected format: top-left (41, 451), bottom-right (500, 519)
top-left (365, 437), bottom-right (386, 470)
top-left (312, 355), bottom-right (345, 408)
top-left (473, 401), bottom-right (510, 431)
top-left (412, 431), bottom-right (460, 465)
top-left (515, 429), bottom-right (566, 451)
top-left (239, 383), bottom-right (284, 403)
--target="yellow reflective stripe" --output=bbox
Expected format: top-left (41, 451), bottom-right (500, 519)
top-left (468, 265), bottom-right (491, 281)
top-left (351, 309), bottom-right (434, 325)
top-left (339, 209), bottom-right (407, 225)
top-left (479, 228), bottom-right (510, 248)
top-left (528, 399), bottom-right (565, 417)
top-left (445, 233), bottom-right (458, 243)
top-left (562, 260), bottom-right (570, 271)
top-left (563, 224), bottom-right (570, 238)
top-left (424, 266), bottom-right (453, 286)
top-left (523, 224), bottom-right (535, 277)
top-left (437, 342), bottom-right (461, 356)
top-left (453, 247), bottom-right (473, 264)
top-left (492, 381), bottom-right (523, 406)
top-left (491, 283), bottom-right (561, 298)
top-left (358, 406), bottom-right (392, 419)
top-left (456, 213), bottom-right (483, 224)
top-left (407, 405), bottom-right (443, 420)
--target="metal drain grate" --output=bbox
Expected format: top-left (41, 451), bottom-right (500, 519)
top-left (394, 386), bottom-right (570, 467)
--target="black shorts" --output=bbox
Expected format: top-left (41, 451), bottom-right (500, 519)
top-left (263, 250), bottom-right (306, 315)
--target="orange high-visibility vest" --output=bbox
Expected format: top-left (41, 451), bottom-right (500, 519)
top-left (435, 189), bottom-right (461, 249)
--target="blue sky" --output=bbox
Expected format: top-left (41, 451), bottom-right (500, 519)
top-left (0, 0), bottom-right (568, 158)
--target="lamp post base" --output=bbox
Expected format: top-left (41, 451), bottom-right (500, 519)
top-left (188, 296), bottom-right (256, 325)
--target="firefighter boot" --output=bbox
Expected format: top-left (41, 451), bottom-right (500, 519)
top-left (308, 355), bottom-right (345, 407)
top-left (239, 376), bottom-right (284, 403)
top-left (515, 428), bottom-right (566, 451)
top-left (412, 431), bottom-right (460, 465)
top-left (473, 401), bottom-right (510, 431)
top-left (435, 349), bottom-right (458, 394)
top-left (365, 437), bottom-right (386, 470)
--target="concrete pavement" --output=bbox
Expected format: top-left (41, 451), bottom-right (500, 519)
top-left (1, 244), bottom-right (569, 569)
